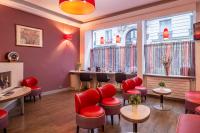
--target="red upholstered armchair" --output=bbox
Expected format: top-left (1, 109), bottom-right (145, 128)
top-left (122, 79), bottom-right (141, 105)
top-left (185, 91), bottom-right (200, 113)
top-left (97, 84), bottom-right (121, 125)
top-left (176, 114), bottom-right (200, 133)
top-left (133, 76), bottom-right (148, 101)
top-left (22, 77), bottom-right (42, 102)
top-left (75, 89), bottom-right (105, 133)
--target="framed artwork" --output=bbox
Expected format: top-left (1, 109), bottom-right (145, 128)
top-left (194, 22), bottom-right (200, 40)
top-left (16, 25), bottom-right (43, 47)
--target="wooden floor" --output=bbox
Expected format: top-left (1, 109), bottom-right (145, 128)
top-left (7, 91), bottom-right (185, 133)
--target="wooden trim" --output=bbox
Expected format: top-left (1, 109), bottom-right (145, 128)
top-left (83, 0), bottom-right (177, 23)
top-left (144, 74), bottom-right (196, 79)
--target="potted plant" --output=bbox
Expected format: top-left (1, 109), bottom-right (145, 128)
top-left (128, 94), bottom-right (141, 110)
top-left (158, 81), bottom-right (166, 88)
top-left (161, 55), bottom-right (172, 76)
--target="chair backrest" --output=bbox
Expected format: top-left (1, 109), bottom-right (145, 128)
top-left (133, 76), bottom-right (143, 86)
top-left (79, 73), bottom-right (92, 81)
top-left (96, 73), bottom-right (108, 82)
top-left (22, 77), bottom-right (38, 87)
top-left (97, 84), bottom-right (116, 99)
top-left (75, 89), bottom-right (100, 113)
top-left (115, 73), bottom-right (126, 83)
top-left (122, 79), bottom-right (136, 92)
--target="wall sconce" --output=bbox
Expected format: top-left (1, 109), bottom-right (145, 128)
top-left (63, 34), bottom-right (73, 41)
top-left (194, 22), bottom-right (200, 40)
top-left (116, 35), bottom-right (121, 43)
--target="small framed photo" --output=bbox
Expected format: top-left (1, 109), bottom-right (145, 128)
top-left (194, 22), bottom-right (200, 40)
top-left (16, 25), bottom-right (43, 47)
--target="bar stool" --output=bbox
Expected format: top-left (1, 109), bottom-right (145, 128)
top-left (115, 73), bottom-right (126, 89)
top-left (80, 73), bottom-right (93, 91)
top-left (96, 73), bottom-right (110, 87)
top-left (0, 109), bottom-right (8, 133)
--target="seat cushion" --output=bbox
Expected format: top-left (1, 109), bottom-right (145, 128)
top-left (176, 114), bottom-right (200, 133)
top-left (0, 109), bottom-right (7, 119)
top-left (135, 86), bottom-right (147, 90)
top-left (185, 91), bottom-right (200, 104)
top-left (80, 105), bottom-right (104, 117)
top-left (126, 89), bottom-right (140, 95)
top-left (101, 97), bottom-right (121, 106)
top-left (31, 86), bottom-right (41, 90)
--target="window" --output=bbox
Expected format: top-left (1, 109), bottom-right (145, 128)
top-left (144, 13), bottom-right (195, 76)
top-left (126, 29), bottom-right (137, 45)
top-left (90, 24), bottom-right (137, 73)
top-left (93, 24), bottom-right (136, 47)
top-left (145, 13), bottom-right (193, 44)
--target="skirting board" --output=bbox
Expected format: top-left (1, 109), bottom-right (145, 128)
top-left (41, 87), bottom-right (70, 96)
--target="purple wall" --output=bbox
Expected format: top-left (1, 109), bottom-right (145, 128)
top-left (0, 5), bottom-right (80, 92)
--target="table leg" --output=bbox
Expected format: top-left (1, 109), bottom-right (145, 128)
top-left (133, 123), bottom-right (137, 132)
top-left (20, 97), bottom-right (24, 115)
top-left (160, 95), bottom-right (164, 109)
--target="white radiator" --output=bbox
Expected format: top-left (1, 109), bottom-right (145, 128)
top-left (144, 76), bottom-right (195, 99)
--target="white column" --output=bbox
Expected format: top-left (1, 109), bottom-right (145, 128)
top-left (137, 21), bottom-right (144, 78)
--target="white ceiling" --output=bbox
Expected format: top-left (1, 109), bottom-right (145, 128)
top-left (23, 0), bottom-right (162, 22)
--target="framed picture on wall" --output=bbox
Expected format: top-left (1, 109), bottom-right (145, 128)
top-left (16, 25), bottom-right (43, 47)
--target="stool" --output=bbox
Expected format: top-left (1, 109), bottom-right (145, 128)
top-left (115, 73), bottom-right (126, 89)
top-left (80, 73), bottom-right (93, 91)
top-left (0, 109), bottom-right (8, 133)
top-left (96, 73), bottom-right (110, 87)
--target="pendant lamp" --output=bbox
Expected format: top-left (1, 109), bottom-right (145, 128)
top-left (59, 0), bottom-right (95, 15)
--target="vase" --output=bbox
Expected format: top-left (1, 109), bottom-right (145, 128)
top-left (164, 65), bottom-right (170, 76)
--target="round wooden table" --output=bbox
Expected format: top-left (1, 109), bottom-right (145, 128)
top-left (152, 87), bottom-right (172, 111)
top-left (0, 87), bottom-right (31, 115)
top-left (120, 105), bottom-right (150, 133)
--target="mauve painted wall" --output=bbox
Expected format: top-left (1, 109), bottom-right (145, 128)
top-left (0, 5), bottom-right (80, 92)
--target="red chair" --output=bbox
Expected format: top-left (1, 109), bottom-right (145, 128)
top-left (97, 84), bottom-right (121, 125)
top-left (22, 77), bottom-right (42, 102)
top-left (133, 77), bottom-right (148, 101)
top-left (75, 89), bottom-right (105, 133)
top-left (185, 91), bottom-right (200, 113)
top-left (0, 109), bottom-right (8, 133)
top-left (176, 114), bottom-right (200, 133)
top-left (195, 106), bottom-right (200, 115)
top-left (122, 79), bottom-right (141, 105)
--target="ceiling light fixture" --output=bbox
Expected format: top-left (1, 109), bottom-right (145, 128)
top-left (59, 0), bottom-right (95, 15)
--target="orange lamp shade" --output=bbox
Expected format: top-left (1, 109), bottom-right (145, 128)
top-left (163, 28), bottom-right (169, 40)
top-left (116, 35), bottom-right (121, 43)
top-left (63, 34), bottom-right (73, 40)
top-left (100, 37), bottom-right (104, 44)
top-left (59, 0), bottom-right (95, 15)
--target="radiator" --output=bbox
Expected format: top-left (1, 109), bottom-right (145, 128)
top-left (144, 76), bottom-right (195, 99)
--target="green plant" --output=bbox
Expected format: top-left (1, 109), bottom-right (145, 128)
top-left (159, 81), bottom-right (166, 87)
top-left (81, 85), bottom-right (88, 91)
top-left (128, 95), bottom-right (141, 105)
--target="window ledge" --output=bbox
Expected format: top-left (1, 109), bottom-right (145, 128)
top-left (143, 74), bottom-right (195, 79)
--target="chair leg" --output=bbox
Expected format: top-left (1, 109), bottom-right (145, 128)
top-left (29, 95), bottom-right (32, 101)
top-left (91, 129), bottom-right (94, 133)
top-left (185, 109), bottom-right (188, 114)
top-left (76, 126), bottom-right (79, 133)
top-left (123, 99), bottom-right (126, 106)
top-left (39, 94), bottom-right (42, 100)
top-left (102, 125), bottom-right (104, 132)
top-left (118, 114), bottom-right (120, 120)
top-left (145, 96), bottom-right (147, 101)
top-left (111, 115), bottom-right (114, 126)
top-left (33, 96), bottom-right (36, 103)
top-left (3, 128), bottom-right (7, 133)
